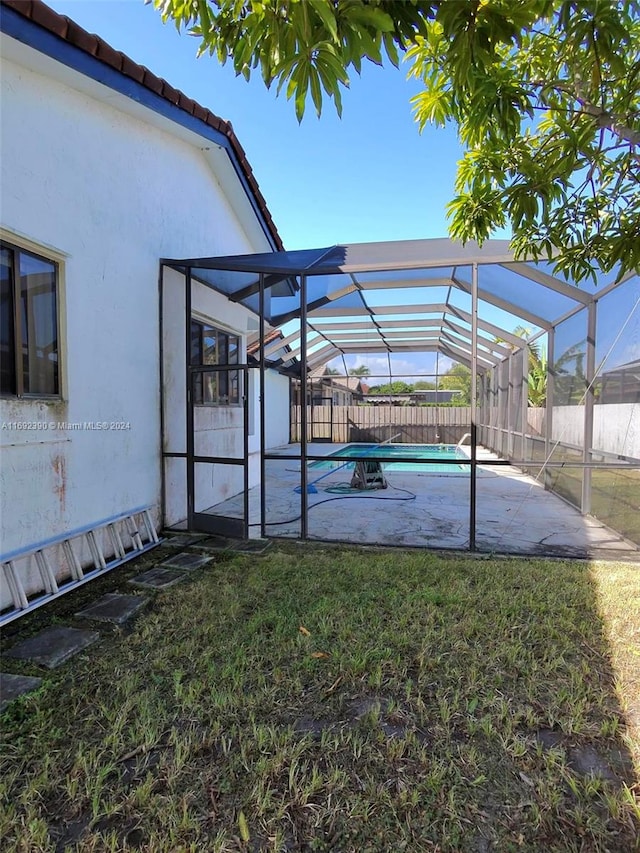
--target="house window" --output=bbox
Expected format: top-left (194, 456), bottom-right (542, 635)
top-left (190, 319), bottom-right (240, 405)
top-left (1, 241), bottom-right (59, 397)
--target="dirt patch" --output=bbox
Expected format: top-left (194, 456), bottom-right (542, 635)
top-left (293, 716), bottom-right (328, 740)
top-left (535, 727), bottom-right (565, 751)
top-left (568, 745), bottom-right (630, 786)
top-left (535, 729), bottom-right (634, 787)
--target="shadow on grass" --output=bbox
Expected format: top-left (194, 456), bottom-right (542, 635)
top-left (1, 543), bottom-right (638, 852)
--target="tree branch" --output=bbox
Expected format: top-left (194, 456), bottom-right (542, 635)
top-left (577, 100), bottom-right (640, 145)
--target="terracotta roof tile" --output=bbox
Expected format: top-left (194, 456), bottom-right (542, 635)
top-left (96, 39), bottom-right (122, 71)
top-left (161, 81), bottom-right (180, 105)
top-left (205, 110), bottom-right (224, 133)
top-left (119, 53), bottom-right (145, 84)
top-left (142, 69), bottom-right (163, 95)
top-left (63, 18), bottom-right (98, 55)
top-left (192, 103), bottom-right (208, 122)
top-left (1, 0), bottom-right (284, 250)
top-left (178, 92), bottom-right (196, 114)
top-left (29, 0), bottom-right (67, 37)
top-left (247, 329), bottom-right (285, 354)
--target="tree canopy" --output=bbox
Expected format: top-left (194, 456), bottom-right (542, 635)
top-left (151, 1), bottom-right (640, 283)
top-left (367, 380), bottom-right (415, 394)
top-left (439, 363), bottom-right (472, 404)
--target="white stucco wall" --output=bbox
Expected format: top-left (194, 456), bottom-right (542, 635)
top-left (552, 403), bottom-right (639, 458)
top-left (264, 372), bottom-right (291, 449)
top-left (0, 47), bottom-right (276, 602)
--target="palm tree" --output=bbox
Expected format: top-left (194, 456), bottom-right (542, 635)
top-left (528, 357), bottom-right (548, 407)
top-left (494, 326), bottom-right (546, 406)
top-left (349, 365), bottom-right (370, 376)
top-left (494, 326), bottom-right (541, 365)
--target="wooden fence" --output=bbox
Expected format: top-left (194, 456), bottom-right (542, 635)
top-left (290, 405), bottom-right (472, 444)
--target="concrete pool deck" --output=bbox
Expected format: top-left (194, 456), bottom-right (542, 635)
top-left (204, 444), bottom-right (638, 558)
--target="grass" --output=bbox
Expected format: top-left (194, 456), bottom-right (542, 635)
top-left (1, 543), bottom-right (639, 852)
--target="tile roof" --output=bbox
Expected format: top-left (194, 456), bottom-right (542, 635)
top-left (1, 0), bottom-right (283, 250)
top-left (246, 328), bottom-right (284, 355)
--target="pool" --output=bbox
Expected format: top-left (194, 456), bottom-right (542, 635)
top-left (310, 443), bottom-right (469, 473)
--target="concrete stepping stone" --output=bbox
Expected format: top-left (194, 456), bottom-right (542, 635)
top-left (129, 566), bottom-right (187, 590)
top-left (191, 536), bottom-right (235, 552)
top-left (0, 672), bottom-right (43, 712)
top-left (226, 538), bottom-right (271, 554)
top-left (76, 593), bottom-right (148, 625)
top-left (4, 626), bottom-right (99, 669)
top-left (159, 553), bottom-right (213, 571)
top-left (163, 533), bottom-right (209, 548)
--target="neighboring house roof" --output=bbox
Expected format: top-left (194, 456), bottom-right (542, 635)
top-left (308, 371), bottom-right (368, 396)
top-left (0, 0), bottom-right (283, 252)
top-left (341, 377), bottom-right (369, 394)
top-left (246, 329), bottom-right (297, 375)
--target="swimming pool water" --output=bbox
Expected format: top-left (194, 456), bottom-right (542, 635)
top-left (310, 444), bottom-right (469, 473)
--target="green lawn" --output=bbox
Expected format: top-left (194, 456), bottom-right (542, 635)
top-left (1, 544), bottom-right (639, 852)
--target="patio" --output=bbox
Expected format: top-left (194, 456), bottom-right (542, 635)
top-left (200, 443), bottom-right (638, 558)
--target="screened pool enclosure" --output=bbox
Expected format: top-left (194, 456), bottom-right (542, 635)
top-left (160, 239), bottom-right (639, 557)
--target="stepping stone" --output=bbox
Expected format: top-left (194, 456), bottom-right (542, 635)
top-left (129, 567), bottom-right (187, 590)
top-left (4, 626), bottom-right (99, 669)
top-left (159, 553), bottom-right (213, 571)
top-left (191, 536), bottom-right (235, 552)
top-left (0, 672), bottom-right (43, 712)
top-left (163, 533), bottom-right (209, 548)
top-left (226, 539), bottom-right (271, 554)
top-left (76, 593), bottom-right (148, 625)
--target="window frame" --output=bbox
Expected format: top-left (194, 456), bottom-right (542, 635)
top-left (190, 317), bottom-right (242, 407)
top-left (0, 239), bottom-right (61, 399)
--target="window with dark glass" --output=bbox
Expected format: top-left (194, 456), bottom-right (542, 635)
top-left (190, 319), bottom-right (240, 405)
top-left (0, 242), bottom-right (59, 396)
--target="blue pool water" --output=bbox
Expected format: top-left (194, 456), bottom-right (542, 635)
top-left (310, 444), bottom-right (469, 473)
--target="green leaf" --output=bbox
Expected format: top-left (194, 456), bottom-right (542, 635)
top-left (238, 810), bottom-right (250, 843)
top-left (346, 5), bottom-right (395, 34)
top-left (308, 0), bottom-right (338, 42)
top-left (382, 31), bottom-right (399, 68)
top-left (309, 66), bottom-right (323, 117)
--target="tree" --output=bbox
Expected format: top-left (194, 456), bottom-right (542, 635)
top-left (495, 325), bottom-right (541, 366)
top-left (494, 326), bottom-right (547, 405)
top-left (349, 365), bottom-right (371, 376)
top-left (323, 366), bottom-right (341, 375)
top-left (439, 363), bottom-right (472, 404)
top-left (151, 0), bottom-right (640, 283)
top-left (368, 380), bottom-right (414, 394)
top-left (413, 379), bottom-right (436, 390)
